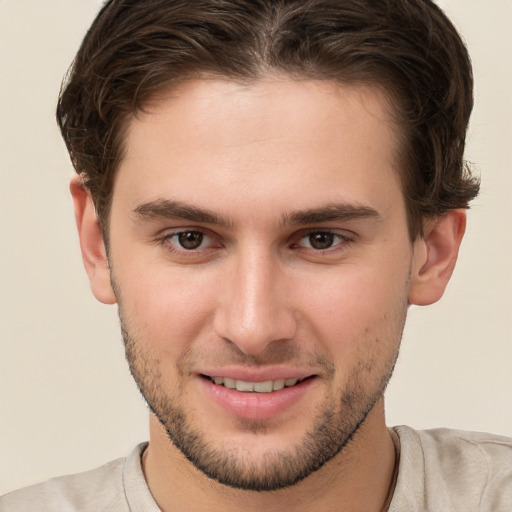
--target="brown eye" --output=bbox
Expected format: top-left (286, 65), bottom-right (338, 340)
top-left (177, 231), bottom-right (204, 249)
top-left (295, 231), bottom-right (351, 251)
top-left (308, 232), bottom-right (335, 249)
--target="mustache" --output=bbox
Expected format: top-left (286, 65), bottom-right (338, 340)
top-left (118, 312), bottom-right (336, 377)
top-left (176, 341), bottom-right (336, 377)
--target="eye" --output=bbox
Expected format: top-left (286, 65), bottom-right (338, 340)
top-left (166, 230), bottom-right (210, 250)
top-left (297, 231), bottom-right (349, 250)
top-left (158, 228), bottom-right (223, 262)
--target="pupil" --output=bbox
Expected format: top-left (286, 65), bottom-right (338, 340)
top-left (309, 232), bottom-right (334, 249)
top-left (178, 231), bottom-right (203, 249)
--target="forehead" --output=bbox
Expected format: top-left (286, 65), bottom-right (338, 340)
top-left (115, 77), bottom-right (404, 225)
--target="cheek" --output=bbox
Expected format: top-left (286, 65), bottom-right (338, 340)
top-left (114, 263), bottom-right (217, 355)
top-left (298, 264), bottom-right (409, 367)
top-left (303, 262), bottom-right (409, 324)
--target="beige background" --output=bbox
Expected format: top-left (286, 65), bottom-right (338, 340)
top-left (1, 0), bottom-right (511, 494)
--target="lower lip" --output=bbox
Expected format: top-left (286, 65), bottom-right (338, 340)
top-left (200, 377), bottom-right (315, 421)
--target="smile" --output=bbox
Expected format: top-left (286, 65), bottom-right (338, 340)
top-left (207, 376), bottom-right (305, 393)
top-left (200, 373), bottom-right (317, 420)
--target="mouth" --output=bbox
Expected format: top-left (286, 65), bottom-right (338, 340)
top-left (201, 375), bottom-right (313, 393)
top-left (199, 372), bottom-right (317, 421)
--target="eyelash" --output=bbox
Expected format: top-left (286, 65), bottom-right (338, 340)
top-left (158, 230), bottom-right (219, 259)
top-left (292, 231), bottom-right (353, 251)
top-left (158, 229), bottom-right (354, 258)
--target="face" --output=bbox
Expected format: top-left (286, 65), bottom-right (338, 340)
top-left (107, 78), bottom-right (416, 490)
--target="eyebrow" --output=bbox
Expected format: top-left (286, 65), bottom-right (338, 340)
top-left (282, 203), bottom-right (380, 225)
top-left (133, 199), bottom-right (380, 227)
top-left (133, 199), bottom-right (233, 228)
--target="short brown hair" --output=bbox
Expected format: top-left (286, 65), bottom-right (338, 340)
top-left (57, 0), bottom-right (479, 239)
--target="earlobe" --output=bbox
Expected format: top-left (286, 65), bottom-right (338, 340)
top-left (70, 178), bottom-right (117, 305)
top-left (409, 209), bottom-right (466, 306)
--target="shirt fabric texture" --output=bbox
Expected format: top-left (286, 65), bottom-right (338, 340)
top-left (1, 426), bottom-right (511, 511)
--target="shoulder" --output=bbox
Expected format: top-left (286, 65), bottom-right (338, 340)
top-left (0, 446), bottom-right (143, 512)
top-left (392, 426), bottom-right (512, 512)
top-left (397, 425), bottom-right (512, 472)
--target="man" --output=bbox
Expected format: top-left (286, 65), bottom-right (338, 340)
top-left (1, 0), bottom-right (510, 510)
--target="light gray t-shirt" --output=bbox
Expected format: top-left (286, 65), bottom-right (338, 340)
top-left (1, 426), bottom-right (511, 511)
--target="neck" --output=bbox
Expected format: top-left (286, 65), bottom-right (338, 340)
top-left (143, 399), bottom-right (398, 512)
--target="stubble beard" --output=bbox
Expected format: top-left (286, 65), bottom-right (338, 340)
top-left (119, 315), bottom-right (405, 492)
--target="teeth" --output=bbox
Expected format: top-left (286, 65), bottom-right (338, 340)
top-left (223, 377), bottom-right (236, 389)
top-left (235, 380), bottom-right (254, 392)
top-left (272, 379), bottom-right (285, 391)
top-left (210, 376), bottom-right (302, 393)
top-left (254, 381), bottom-right (273, 393)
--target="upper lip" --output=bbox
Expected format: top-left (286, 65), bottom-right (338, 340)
top-left (198, 366), bottom-right (316, 382)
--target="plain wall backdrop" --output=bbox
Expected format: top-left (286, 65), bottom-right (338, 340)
top-left (1, 0), bottom-right (511, 495)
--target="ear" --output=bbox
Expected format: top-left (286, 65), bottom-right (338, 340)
top-left (409, 209), bottom-right (466, 306)
top-left (70, 178), bottom-right (116, 305)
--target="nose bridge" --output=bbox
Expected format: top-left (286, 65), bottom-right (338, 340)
top-left (214, 243), bottom-right (296, 354)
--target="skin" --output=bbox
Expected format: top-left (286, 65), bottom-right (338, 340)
top-left (72, 77), bottom-right (466, 512)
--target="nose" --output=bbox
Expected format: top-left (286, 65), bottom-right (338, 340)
top-left (213, 248), bottom-right (297, 356)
